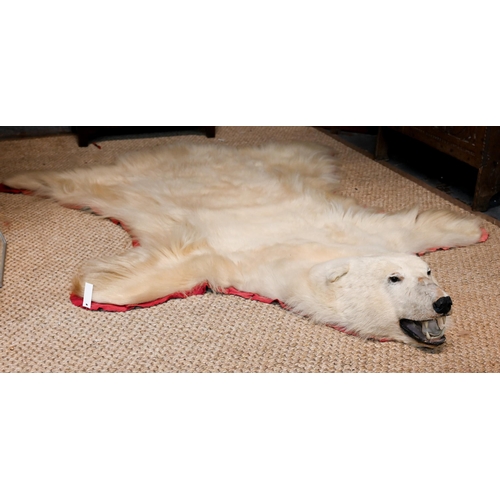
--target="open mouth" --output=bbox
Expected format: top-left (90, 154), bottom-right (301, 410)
top-left (399, 317), bottom-right (447, 347)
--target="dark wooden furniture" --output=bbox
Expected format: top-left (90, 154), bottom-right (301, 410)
top-left (375, 126), bottom-right (500, 211)
top-left (72, 126), bottom-right (216, 147)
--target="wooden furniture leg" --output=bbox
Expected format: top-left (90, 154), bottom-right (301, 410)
top-left (374, 127), bottom-right (389, 160)
top-left (473, 128), bottom-right (500, 211)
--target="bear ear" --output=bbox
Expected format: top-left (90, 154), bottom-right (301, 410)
top-left (310, 259), bottom-right (350, 286)
top-left (328, 265), bottom-right (349, 284)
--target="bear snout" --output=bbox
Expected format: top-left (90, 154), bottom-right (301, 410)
top-left (433, 296), bottom-right (452, 315)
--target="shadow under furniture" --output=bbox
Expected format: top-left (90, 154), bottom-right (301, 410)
top-left (72, 126), bottom-right (216, 147)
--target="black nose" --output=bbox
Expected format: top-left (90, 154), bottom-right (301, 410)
top-left (433, 296), bottom-right (453, 315)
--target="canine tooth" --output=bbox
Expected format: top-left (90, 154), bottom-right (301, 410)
top-left (422, 320), bottom-right (431, 340)
top-left (437, 317), bottom-right (445, 329)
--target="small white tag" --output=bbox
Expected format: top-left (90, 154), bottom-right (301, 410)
top-left (83, 282), bottom-right (94, 309)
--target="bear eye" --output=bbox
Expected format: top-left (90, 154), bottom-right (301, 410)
top-left (427, 269), bottom-right (431, 276)
top-left (389, 275), bottom-right (401, 283)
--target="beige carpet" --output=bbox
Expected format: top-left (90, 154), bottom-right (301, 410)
top-left (1, 126), bottom-right (499, 372)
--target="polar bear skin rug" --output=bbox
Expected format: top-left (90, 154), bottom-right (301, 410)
top-left (2, 142), bottom-right (488, 349)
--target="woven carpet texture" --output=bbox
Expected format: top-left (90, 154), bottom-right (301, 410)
top-left (1, 126), bottom-right (499, 372)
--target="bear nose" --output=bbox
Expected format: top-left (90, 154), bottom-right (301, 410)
top-left (433, 296), bottom-right (453, 315)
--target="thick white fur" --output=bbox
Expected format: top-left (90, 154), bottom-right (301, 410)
top-left (4, 142), bottom-right (483, 346)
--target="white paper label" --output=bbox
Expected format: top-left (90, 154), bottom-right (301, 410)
top-left (83, 282), bottom-right (93, 309)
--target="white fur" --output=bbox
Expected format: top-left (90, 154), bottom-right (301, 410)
top-left (3, 142), bottom-right (484, 347)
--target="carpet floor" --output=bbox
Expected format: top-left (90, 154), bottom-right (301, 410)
top-left (1, 126), bottom-right (499, 372)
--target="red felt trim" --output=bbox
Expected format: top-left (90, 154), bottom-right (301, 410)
top-left (480, 227), bottom-right (489, 242)
top-left (219, 286), bottom-right (287, 308)
top-left (0, 183), bottom-right (34, 195)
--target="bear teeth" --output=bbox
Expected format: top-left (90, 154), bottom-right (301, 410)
top-left (423, 318), bottom-right (447, 339)
top-left (436, 316), bottom-right (446, 330)
top-left (422, 320), bottom-right (431, 340)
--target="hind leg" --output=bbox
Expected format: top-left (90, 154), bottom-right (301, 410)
top-left (2, 170), bottom-right (70, 195)
top-left (72, 247), bottom-right (237, 305)
top-left (2, 165), bottom-right (126, 205)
